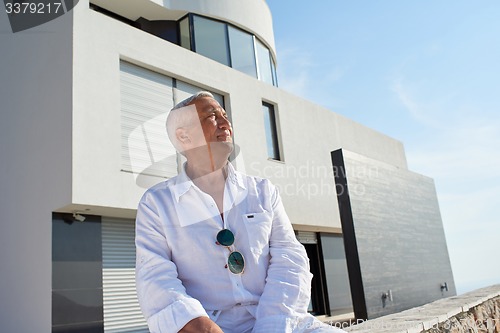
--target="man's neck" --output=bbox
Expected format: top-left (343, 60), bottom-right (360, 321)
top-left (186, 162), bottom-right (229, 215)
top-left (185, 161), bottom-right (229, 189)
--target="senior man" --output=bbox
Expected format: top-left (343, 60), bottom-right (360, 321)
top-left (135, 91), bottom-right (346, 333)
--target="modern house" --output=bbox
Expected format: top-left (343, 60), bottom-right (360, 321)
top-left (0, 1), bottom-right (456, 332)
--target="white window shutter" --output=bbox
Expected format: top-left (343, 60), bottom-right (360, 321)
top-left (120, 61), bottom-right (177, 178)
top-left (102, 217), bottom-right (149, 333)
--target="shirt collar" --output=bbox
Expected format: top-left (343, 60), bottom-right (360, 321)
top-left (226, 162), bottom-right (246, 191)
top-left (171, 163), bottom-right (193, 202)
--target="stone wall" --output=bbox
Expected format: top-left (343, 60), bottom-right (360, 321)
top-left (423, 296), bottom-right (500, 333)
top-left (341, 284), bottom-right (500, 333)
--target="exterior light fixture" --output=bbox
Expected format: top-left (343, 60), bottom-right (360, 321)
top-left (381, 289), bottom-right (393, 308)
top-left (72, 212), bottom-right (86, 222)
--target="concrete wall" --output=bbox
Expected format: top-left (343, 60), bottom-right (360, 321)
top-left (0, 9), bottom-right (74, 333)
top-left (341, 150), bottom-right (455, 319)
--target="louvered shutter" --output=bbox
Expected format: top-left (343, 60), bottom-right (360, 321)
top-left (120, 61), bottom-right (177, 178)
top-left (296, 231), bottom-right (318, 244)
top-left (102, 217), bottom-right (149, 333)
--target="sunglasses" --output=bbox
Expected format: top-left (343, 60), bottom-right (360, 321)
top-left (216, 229), bottom-right (245, 274)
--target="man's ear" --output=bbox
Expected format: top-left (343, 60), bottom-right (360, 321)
top-left (176, 128), bottom-right (190, 143)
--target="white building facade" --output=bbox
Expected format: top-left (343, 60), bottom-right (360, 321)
top-left (0, 1), bottom-right (455, 332)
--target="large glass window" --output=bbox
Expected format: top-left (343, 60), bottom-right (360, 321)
top-left (321, 234), bottom-right (354, 317)
top-left (181, 14), bottom-right (277, 86)
top-left (262, 102), bottom-right (281, 160)
top-left (297, 231), bottom-right (328, 316)
top-left (228, 26), bottom-right (257, 77)
top-left (192, 15), bottom-right (230, 66)
top-left (256, 39), bottom-right (274, 85)
top-left (297, 232), bottom-right (354, 318)
top-left (131, 13), bottom-right (278, 85)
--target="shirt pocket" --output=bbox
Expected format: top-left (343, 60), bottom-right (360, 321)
top-left (242, 212), bottom-right (272, 256)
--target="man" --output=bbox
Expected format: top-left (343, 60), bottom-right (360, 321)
top-left (135, 92), bottom-right (346, 333)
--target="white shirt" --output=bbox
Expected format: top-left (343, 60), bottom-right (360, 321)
top-left (135, 163), bottom-right (342, 333)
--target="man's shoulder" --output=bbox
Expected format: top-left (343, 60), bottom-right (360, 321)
top-left (238, 171), bottom-right (267, 183)
top-left (234, 170), bottom-right (275, 190)
top-left (141, 176), bottom-right (178, 198)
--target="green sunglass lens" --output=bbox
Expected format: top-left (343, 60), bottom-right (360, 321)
top-left (228, 251), bottom-right (245, 274)
top-left (217, 229), bottom-right (234, 246)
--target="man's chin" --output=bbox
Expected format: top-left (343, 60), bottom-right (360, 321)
top-left (211, 141), bottom-right (234, 154)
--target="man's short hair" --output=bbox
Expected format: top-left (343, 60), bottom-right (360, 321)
top-left (166, 91), bottom-right (214, 153)
top-left (171, 91), bottom-right (214, 111)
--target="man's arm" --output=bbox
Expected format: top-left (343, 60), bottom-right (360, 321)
top-left (179, 317), bottom-right (223, 333)
top-left (135, 192), bottom-right (209, 333)
top-left (252, 182), bottom-right (314, 331)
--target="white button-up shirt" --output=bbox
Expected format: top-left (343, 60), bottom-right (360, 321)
top-left (135, 163), bottom-right (340, 333)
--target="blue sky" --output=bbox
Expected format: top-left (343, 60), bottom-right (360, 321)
top-left (266, 0), bottom-right (500, 295)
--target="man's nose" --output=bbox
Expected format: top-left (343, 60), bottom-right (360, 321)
top-left (218, 116), bottom-right (231, 130)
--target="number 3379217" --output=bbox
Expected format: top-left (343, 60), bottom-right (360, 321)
top-left (5, 2), bottom-right (63, 14)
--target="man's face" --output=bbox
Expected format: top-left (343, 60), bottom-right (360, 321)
top-left (191, 97), bottom-right (233, 147)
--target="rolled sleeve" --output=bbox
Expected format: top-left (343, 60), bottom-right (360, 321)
top-left (145, 298), bottom-right (208, 333)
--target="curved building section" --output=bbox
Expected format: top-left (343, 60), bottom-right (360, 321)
top-left (90, 0), bottom-right (277, 85)
top-left (166, 0), bottom-right (276, 57)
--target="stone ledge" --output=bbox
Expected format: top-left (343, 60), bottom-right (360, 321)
top-left (341, 284), bottom-right (500, 333)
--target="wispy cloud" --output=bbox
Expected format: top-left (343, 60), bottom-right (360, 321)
top-left (275, 46), bottom-right (315, 97)
top-left (275, 44), bottom-right (347, 109)
top-left (392, 78), bottom-right (500, 293)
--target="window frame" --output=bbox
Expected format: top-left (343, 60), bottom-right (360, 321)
top-left (262, 101), bottom-right (282, 161)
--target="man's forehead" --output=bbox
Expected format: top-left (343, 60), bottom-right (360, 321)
top-left (194, 98), bottom-right (223, 112)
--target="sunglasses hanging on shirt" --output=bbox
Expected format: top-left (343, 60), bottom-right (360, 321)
top-left (216, 229), bottom-right (245, 274)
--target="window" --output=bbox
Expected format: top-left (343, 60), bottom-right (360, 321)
top-left (120, 61), bottom-right (177, 179)
top-left (228, 26), bottom-right (257, 77)
top-left (90, 7), bottom-right (279, 86)
top-left (182, 14), bottom-right (278, 86)
top-left (321, 234), bottom-right (354, 317)
top-left (255, 39), bottom-right (274, 85)
top-left (52, 213), bottom-right (106, 332)
top-left (192, 15), bottom-right (230, 66)
top-left (271, 59), bottom-right (278, 86)
top-left (262, 102), bottom-right (281, 160)
top-left (179, 16), bottom-right (191, 50)
top-left (297, 232), bottom-right (354, 318)
top-left (120, 61), bottom-right (225, 179)
top-left (296, 231), bottom-right (329, 315)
